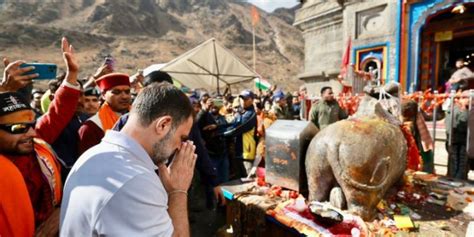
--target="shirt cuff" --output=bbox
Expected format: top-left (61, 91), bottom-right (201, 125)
top-left (62, 80), bottom-right (81, 90)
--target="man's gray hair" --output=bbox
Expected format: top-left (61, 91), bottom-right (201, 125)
top-left (132, 82), bottom-right (193, 128)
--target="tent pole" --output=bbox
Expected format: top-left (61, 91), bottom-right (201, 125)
top-left (216, 76), bottom-right (220, 95)
top-left (212, 40), bottom-right (221, 96)
top-left (252, 26), bottom-right (262, 95)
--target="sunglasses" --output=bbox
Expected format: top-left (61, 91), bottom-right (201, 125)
top-left (0, 121), bottom-right (36, 134)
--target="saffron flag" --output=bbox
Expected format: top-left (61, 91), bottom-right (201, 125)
top-left (251, 5), bottom-right (260, 27)
top-left (340, 37), bottom-right (352, 77)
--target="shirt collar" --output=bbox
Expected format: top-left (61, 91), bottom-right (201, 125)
top-left (102, 130), bottom-right (158, 170)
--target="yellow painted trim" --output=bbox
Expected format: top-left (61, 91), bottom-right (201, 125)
top-left (355, 46), bottom-right (388, 83)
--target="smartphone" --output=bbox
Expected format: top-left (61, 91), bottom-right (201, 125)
top-left (20, 63), bottom-right (57, 80)
top-left (104, 57), bottom-right (115, 71)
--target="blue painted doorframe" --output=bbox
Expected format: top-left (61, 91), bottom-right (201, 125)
top-left (406, 0), bottom-right (472, 92)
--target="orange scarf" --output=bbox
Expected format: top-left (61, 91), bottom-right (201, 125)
top-left (98, 102), bottom-right (120, 131)
top-left (34, 139), bottom-right (62, 206)
top-left (0, 156), bottom-right (35, 237)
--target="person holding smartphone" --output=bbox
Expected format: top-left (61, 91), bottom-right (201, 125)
top-left (0, 37), bottom-right (80, 236)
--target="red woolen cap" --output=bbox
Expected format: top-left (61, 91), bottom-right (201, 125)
top-left (96, 73), bottom-right (131, 93)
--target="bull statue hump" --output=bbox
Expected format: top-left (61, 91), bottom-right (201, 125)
top-left (305, 91), bottom-right (407, 221)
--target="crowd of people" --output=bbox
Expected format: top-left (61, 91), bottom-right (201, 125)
top-left (0, 36), bottom-right (339, 236)
top-left (0, 36), bottom-right (471, 237)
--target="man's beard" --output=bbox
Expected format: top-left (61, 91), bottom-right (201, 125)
top-left (151, 128), bottom-right (177, 166)
top-left (1, 138), bottom-right (35, 156)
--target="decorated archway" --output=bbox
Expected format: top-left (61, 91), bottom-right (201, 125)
top-left (407, 0), bottom-right (474, 91)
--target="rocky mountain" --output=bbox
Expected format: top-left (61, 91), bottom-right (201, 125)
top-left (0, 0), bottom-right (303, 91)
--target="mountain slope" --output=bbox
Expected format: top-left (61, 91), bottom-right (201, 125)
top-left (0, 0), bottom-right (303, 91)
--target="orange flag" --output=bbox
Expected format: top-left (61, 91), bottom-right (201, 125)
top-left (251, 5), bottom-right (260, 27)
top-left (340, 37), bottom-right (352, 77)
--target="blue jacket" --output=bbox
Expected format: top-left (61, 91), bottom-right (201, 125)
top-left (224, 106), bottom-right (257, 160)
top-left (52, 113), bottom-right (90, 182)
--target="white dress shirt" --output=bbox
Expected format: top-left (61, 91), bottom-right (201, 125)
top-left (60, 130), bottom-right (173, 237)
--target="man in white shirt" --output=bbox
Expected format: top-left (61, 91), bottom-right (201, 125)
top-left (60, 83), bottom-right (196, 237)
top-left (448, 58), bottom-right (473, 91)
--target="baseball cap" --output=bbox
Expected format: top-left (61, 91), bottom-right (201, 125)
top-left (0, 92), bottom-right (31, 116)
top-left (84, 87), bottom-right (100, 97)
top-left (272, 90), bottom-right (285, 102)
top-left (239, 90), bottom-right (255, 99)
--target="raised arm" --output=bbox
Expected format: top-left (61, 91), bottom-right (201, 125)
top-left (36, 37), bottom-right (81, 144)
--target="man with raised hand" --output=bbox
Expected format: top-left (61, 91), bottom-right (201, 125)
top-left (0, 37), bottom-right (80, 235)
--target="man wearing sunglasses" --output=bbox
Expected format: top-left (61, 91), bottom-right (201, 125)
top-left (78, 73), bottom-right (131, 155)
top-left (0, 37), bottom-right (80, 236)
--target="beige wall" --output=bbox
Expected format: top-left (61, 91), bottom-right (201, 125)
top-left (295, 0), bottom-right (399, 90)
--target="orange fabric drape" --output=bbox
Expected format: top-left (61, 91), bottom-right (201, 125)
top-left (0, 156), bottom-right (35, 237)
top-left (98, 102), bottom-right (120, 131)
top-left (34, 139), bottom-right (62, 206)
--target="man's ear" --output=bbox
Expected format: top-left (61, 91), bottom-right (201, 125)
top-left (154, 115), bottom-right (172, 137)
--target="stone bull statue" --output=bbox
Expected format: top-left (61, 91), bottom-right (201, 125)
top-left (305, 93), bottom-right (407, 221)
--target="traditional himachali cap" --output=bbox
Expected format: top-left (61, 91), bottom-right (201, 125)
top-left (96, 73), bottom-right (131, 93)
top-left (0, 92), bottom-right (32, 116)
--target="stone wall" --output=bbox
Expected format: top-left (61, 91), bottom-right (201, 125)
top-left (294, 0), bottom-right (344, 95)
top-left (295, 0), bottom-right (399, 95)
top-left (344, 0), bottom-right (398, 82)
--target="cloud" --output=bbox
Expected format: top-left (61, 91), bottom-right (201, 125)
top-left (246, 0), bottom-right (299, 12)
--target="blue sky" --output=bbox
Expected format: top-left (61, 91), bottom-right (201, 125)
top-left (246, 0), bottom-right (300, 12)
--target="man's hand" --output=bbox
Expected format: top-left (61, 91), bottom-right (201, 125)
top-left (203, 124), bottom-right (217, 131)
top-left (0, 58), bottom-right (38, 92)
top-left (93, 63), bottom-right (113, 80)
top-left (213, 186), bottom-right (226, 206)
top-left (158, 141), bottom-right (197, 193)
top-left (61, 37), bottom-right (79, 85)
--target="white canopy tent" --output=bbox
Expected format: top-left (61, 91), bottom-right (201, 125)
top-left (159, 38), bottom-right (259, 94)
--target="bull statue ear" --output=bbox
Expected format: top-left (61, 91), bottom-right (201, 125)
top-left (383, 82), bottom-right (400, 98)
top-left (374, 103), bottom-right (401, 126)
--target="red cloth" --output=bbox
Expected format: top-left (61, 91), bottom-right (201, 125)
top-left (36, 85), bottom-right (81, 145)
top-left (10, 154), bottom-right (52, 226)
top-left (96, 73), bottom-right (130, 93)
top-left (340, 37), bottom-right (352, 77)
top-left (400, 125), bottom-right (422, 171)
top-left (78, 120), bottom-right (105, 155)
top-left (0, 156), bottom-right (35, 237)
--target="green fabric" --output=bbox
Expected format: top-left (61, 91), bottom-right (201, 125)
top-left (445, 107), bottom-right (468, 144)
top-left (40, 90), bottom-right (51, 114)
top-left (408, 117), bottom-right (435, 173)
top-left (255, 79), bottom-right (271, 90)
top-left (421, 150), bottom-right (434, 173)
top-left (271, 104), bottom-right (292, 120)
top-left (309, 100), bottom-right (348, 130)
